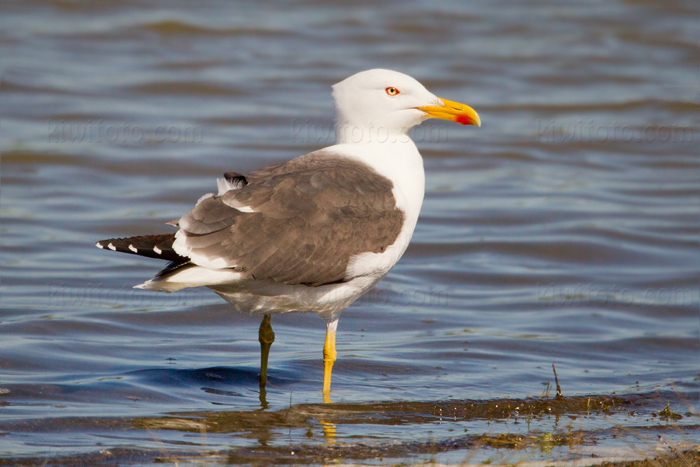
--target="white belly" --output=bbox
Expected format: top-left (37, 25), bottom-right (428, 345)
top-left (210, 275), bottom-right (380, 322)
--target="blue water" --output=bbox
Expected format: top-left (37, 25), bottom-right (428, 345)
top-left (1, 0), bottom-right (698, 463)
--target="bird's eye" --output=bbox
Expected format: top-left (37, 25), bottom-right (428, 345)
top-left (385, 87), bottom-right (400, 96)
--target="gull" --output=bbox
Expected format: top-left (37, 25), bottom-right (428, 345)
top-left (96, 69), bottom-right (480, 398)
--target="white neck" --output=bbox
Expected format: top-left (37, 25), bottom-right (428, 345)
top-left (334, 122), bottom-right (411, 145)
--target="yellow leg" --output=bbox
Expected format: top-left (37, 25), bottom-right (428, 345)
top-left (258, 315), bottom-right (275, 388)
top-left (322, 320), bottom-right (338, 396)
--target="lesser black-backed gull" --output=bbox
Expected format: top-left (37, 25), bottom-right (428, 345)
top-left (96, 69), bottom-right (480, 398)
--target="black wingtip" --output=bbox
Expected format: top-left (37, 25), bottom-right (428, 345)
top-left (95, 233), bottom-right (183, 262)
top-left (224, 172), bottom-right (248, 189)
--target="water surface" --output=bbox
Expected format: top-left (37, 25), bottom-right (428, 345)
top-left (1, 0), bottom-right (698, 464)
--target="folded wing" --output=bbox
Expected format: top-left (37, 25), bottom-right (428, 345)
top-left (172, 152), bottom-right (404, 287)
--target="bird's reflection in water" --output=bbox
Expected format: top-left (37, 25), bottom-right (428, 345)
top-left (257, 383), bottom-right (337, 443)
top-left (258, 389), bottom-right (337, 443)
top-left (259, 386), bottom-right (269, 410)
top-left (320, 392), bottom-right (336, 443)
top-left (319, 420), bottom-right (337, 444)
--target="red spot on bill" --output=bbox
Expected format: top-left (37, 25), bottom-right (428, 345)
top-left (456, 115), bottom-right (475, 126)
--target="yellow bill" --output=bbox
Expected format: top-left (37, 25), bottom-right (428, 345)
top-left (418, 97), bottom-right (481, 127)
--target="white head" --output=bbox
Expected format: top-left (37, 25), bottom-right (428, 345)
top-left (332, 69), bottom-right (480, 144)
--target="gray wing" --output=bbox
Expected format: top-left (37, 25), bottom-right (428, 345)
top-left (173, 152), bottom-right (405, 286)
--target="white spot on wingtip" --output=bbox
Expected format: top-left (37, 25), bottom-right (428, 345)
top-left (234, 205), bottom-right (255, 213)
top-left (128, 244), bottom-right (138, 253)
top-left (108, 242), bottom-right (116, 251)
top-left (96, 242), bottom-right (104, 249)
top-left (153, 246), bottom-right (162, 255)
